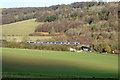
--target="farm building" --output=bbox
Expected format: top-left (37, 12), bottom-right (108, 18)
top-left (81, 46), bottom-right (91, 52)
top-left (77, 44), bottom-right (91, 52)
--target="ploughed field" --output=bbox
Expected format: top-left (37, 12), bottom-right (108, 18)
top-left (2, 48), bottom-right (118, 78)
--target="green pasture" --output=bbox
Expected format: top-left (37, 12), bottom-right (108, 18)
top-left (2, 19), bottom-right (43, 36)
top-left (2, 48), bottom-right (118, 78)
top-left (2, 36), bottom-right (52, 42)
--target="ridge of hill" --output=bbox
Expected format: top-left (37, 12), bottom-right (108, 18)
top-left (2, 2), bottom-right (118, 24)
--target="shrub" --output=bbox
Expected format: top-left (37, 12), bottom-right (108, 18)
top-left (92, 41), bottom-right (108, 52)
top-left (91, 24), bottom-right (97, 31)
top-left (65, 28), bottom-right (81, 36)
top-left (109, 41), bottom-right (118, 51)
top-left (49, 35), bottom-right (67, 42)
top-left (49, 27), bottom-right (55, 34)
top-left (114, 50), bottom-right (119, 54)
top-left (70, 13), bottom-right (78, 18)
top-left (97, 36), bottom-right (103, 40)
top-left (22, 36), bottom-right (30, 42)
top-left (104, 45), bottom-right (111, 53)
top-left (44, 16), bottom-right (56, 22)
top-left (99, 32), bottom-right (109, 39)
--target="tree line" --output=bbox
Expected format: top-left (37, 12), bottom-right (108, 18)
top-left (2, 40), bottom-right (69, 51)
top-left (2, 2), bottom-right (109, 24)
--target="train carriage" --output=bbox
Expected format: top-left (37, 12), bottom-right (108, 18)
top-left (26, 41), bottom-right (80, 45)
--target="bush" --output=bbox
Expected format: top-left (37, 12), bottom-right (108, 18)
top-left (114, 50), bottom-right (119, 54)
top-left (99, 32), bottom-right (110, 39)
top-left (109, 41), bottom-right (118, 51)
top-left (44, 16), bottom-right (56, 22)
top-left (92, 41), bottom-right (107, 52)
top-left (104, 45), bottom-right (111, 53)
top-left (49, 27), bottom-right (55, 34)
top-left (97, 36), bottom-right (103, 40)
top-left (91, 24), bottom-right (97, 31)
top-left (47, 35), bottom-right (67, 42)
top-left (22, 36), bottom-right (30, 42)
top-left (70, 13), bottom-right (78, 18)
top-left (65, 28), bottom-right (81, 36)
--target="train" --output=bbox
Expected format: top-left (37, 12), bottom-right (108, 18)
top-left (26, 41), bottom-right (80, 45)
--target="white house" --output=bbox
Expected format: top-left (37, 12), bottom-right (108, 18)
top-left (70, 48), bottom-right (76, 52)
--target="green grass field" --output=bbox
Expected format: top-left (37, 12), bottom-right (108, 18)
top-left (2, 36), bottom-right (52, 42)
top-left (2, 19), bottom-right (43, 36)
top-left (2, 48), bottom-right (118, 78)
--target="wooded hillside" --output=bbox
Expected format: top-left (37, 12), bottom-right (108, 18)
top-left (2, 2), bottom-right (119, 53)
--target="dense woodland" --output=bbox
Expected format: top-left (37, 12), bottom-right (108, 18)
top-left (2, 2), bottom-right (119, 54)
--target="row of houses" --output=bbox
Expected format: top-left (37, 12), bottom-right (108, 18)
top-left (26, 41), bottom-right (80, 45)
